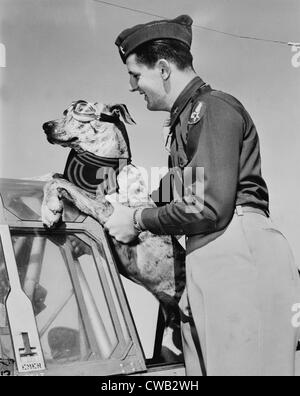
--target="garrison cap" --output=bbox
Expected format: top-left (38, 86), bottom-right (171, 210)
top-left (115, 15), bottom-right (193, 63)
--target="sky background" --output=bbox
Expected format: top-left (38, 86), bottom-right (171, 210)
top-left (0, 0), bottom-right (300, 266)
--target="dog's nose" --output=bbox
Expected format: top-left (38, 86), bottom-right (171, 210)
top-left (43, 121), bottom-right (55, 134)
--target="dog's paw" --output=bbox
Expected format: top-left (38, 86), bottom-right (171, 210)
top-left (41, 195), bottom-right (63, 228)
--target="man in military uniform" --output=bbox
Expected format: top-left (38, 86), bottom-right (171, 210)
top-left (105, 15), bottom-right (300, 376)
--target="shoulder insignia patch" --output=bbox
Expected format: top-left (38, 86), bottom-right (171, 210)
top-left (188, 101), bottom-right (206, 125)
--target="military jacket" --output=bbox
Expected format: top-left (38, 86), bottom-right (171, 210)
top-left (141, 76), bottom-right (269, 254)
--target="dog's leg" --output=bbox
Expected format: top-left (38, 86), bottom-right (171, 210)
top-left (42, 179), bottom-right (113, 228)
top-left (117, 165), bottom-right (154, 208)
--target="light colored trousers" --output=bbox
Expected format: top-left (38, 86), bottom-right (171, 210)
top-left (180, 211), bottom-right (300, 376)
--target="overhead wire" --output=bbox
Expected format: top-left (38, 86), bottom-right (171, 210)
top-left (93, 0), bottom-right (300, 48)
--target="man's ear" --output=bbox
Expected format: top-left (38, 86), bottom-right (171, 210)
top-left (109, 104), bottom-right (136, 125)
top-left (158, 59), bottom-right (171, 81)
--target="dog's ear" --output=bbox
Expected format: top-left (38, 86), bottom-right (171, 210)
top-left (109, 104), bottom-right (136, 125)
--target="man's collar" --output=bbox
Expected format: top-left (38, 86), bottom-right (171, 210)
top-left (170, 76), bottom-right (205, 127)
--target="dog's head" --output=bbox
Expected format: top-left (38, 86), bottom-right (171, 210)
top-left (43, 100), bottom-right (135, 158)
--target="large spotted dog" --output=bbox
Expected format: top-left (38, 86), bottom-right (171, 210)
top-left (41, 100), bottom-right (186, 357)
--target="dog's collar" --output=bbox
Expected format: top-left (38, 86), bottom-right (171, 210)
top-left (63, 149), bottom-right (132, 195)
top-left (75, 151), bottom-right (131, 168)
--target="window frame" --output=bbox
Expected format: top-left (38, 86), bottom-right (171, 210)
top-left (0, 178), bottom-right (147, 376)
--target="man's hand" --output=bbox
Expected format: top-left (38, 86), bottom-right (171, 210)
top-left (104, 202), bottom-right (139, 243)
